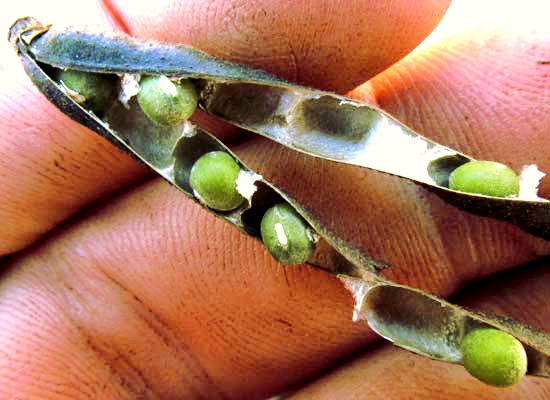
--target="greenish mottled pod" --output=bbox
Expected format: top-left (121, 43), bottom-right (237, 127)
top-left (137, 76), bottom-right (198, 126)
top-left (56, 69), bottom-right (117, 114)
top-left (261, 203), bottom-right (316, 265)
top-left (449, 161), bottom-right (520, 197)
top-left (189, 151), bottom-right (246, 211)
top-left (461, 328), bottom-right (527, 387)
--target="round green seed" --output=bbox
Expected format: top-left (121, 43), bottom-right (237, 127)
top-left (260, 203), bottom-right (316, 265)
top-left (137, 76), bottom-right (198, 126)
top-left (189, 151), bottom-right (245, 211)
top-left (461, 328), bottom-right (527, 387)
top-left (56, 69), bottom-right (116, 114)
top-left (449, 161), bottom-right (520, 197)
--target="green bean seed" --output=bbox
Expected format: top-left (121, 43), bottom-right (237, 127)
top-left (189, 151), bottom-right (246, 211)
top-left (137, 76), bottom-right (198, 126)
top-left (449, 161), bottom-right (520, 197)
top-left (260, 203), bottom-right (316, 265)
top-left (56, 69), bottom-right (116, 114)
top-left (461, 328), bottom-right (527, 387)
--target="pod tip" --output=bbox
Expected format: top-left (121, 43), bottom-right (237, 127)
top-left (8, 16), bottom-right (48, 47)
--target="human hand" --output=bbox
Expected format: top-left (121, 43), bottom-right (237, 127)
top-left (1, 1), bottom-right (550, 399)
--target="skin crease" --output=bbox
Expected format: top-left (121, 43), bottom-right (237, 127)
top-left (0, 1), bottom-right (549, 400)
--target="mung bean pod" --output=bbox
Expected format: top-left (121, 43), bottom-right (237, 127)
top-left (9, 17), bottom-right (550, 385)
top-left (9, 17), bottom-right (550, 239)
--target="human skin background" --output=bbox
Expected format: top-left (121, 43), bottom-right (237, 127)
top-left (0, 0), bottom-right (549, 399)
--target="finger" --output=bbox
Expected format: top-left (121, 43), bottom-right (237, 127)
top-left (0, 0), bottom-right (449, 255)
top-left (103, 0), bottom-right (451, 92)
top-left (0, 1), bottom-right (151, 255)
top-left (0, 179), bottom-right (376, 400)
top-left (287, 259), bottom-right (550, 399)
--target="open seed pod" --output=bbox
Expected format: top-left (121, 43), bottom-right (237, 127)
top-left (341, 274), bottom-right (550, 380)
top-left (9, 17), bottom-right (550, 239)
top-left (9, 17), bottom-right (550, 385)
